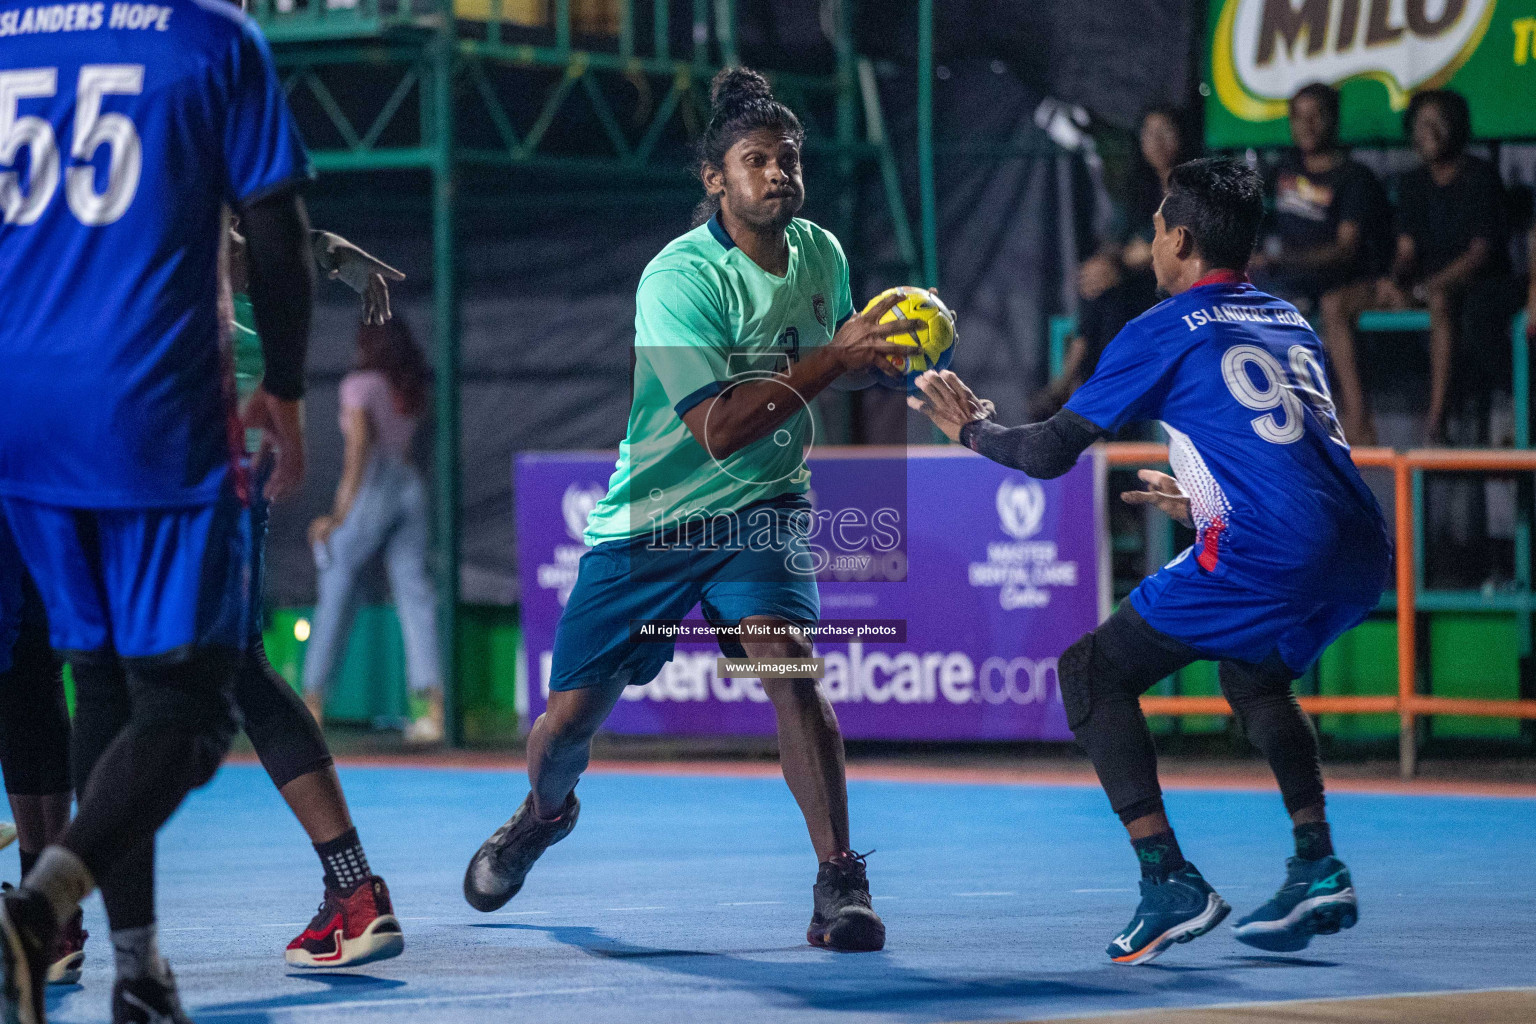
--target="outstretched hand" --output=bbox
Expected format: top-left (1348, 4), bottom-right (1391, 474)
top-left (312, 231), bottom-right (406, 325)
top-left (1120, 469), bottom-right (1192, 528)
top-left (905, 370), bottom-right (992, 443)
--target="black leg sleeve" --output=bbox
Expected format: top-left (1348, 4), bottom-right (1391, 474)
top-left (1059, 603), bottom-right (1200, 824)
top-left (0, 584), bottom-right (70, 796)
top-left (1219, 657), bottom-right (1325, 815)
top-left (236, 639), bottom-right (333, 791)
top-left (62, 649), bottom-right (238, 884)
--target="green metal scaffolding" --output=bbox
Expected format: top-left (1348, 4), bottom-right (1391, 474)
top-left (252, 0), bottom-right (929, 743)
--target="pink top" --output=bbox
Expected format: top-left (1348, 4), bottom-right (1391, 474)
top-left (339, 370), bottom-right (417, 459)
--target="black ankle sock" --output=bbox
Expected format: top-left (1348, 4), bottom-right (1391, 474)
top-left (1293, 821), bottom-right (1334, 861)
top-left (18, 849), bottom-right (38, 882)
top-left (1132, 831), bottom-right (1186, 882)
top-left (315, 828), bottom-right (371, 892)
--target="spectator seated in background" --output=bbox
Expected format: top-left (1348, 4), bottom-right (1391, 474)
top-left (1377, 89), bottom-right (1513, 446)
top-left (1250, 83), bottom-right (1392, 446)
top-left (1528, 217), bottom-right (1536, 350)
top-left (1032, 107), bottom-right (1196, 421)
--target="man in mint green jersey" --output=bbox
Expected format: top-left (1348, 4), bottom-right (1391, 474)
top-left (464, 67), bottom-right (912, 952)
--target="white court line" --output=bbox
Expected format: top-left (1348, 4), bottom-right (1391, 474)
top-left (717, 901), bottom-right (783, 906)
top-left (602, 906), bottom-right (667, 912)
top-left (1013, 986), bottom-right (1536, 1021)
top-left (953, 892), bottom-right (1016, 897)
top-left (195, 985), bottom-right (622, 1018)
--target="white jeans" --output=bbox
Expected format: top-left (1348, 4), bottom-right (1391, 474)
top-left (303, 455), bottom-right (441, 697)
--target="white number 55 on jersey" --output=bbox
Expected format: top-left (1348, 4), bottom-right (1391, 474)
top-left (1, 64), bottom-right (144, 226)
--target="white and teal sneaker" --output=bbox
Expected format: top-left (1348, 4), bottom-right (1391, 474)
top-left (1232, 855), bottom-right (1357, 952)
top-left (1107, 864), bottom-right (1230, 965)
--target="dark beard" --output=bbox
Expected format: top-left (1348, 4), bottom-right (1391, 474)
top-left (735, 192), bottom-right (802, 234)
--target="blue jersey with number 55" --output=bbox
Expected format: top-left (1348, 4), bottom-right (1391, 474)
top-left (0, 0), bottom-right (309, 507)
top-left (1067, 277), bottom-right (1391, 604)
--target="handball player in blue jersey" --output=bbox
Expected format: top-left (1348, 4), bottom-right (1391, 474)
top-left (910, 159), bottom-right (1391, 965)
top-left (0, 1), bottom-right (314, 1020)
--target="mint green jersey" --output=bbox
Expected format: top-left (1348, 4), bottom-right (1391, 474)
top-left (232, 292), bottom-right (265, 453)
top-left (232, 292), bottom-right (263, 404)
top-left (582, 216), bottom-right (854, 546)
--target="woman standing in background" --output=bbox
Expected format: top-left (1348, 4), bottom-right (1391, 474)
top-left (305, 319), bottom-right (444, 743)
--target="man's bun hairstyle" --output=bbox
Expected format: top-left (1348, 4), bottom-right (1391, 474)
top-left (692, 67), bottom-right (804, 227)
top-left (1159, 157), bottom-right (1265, 271)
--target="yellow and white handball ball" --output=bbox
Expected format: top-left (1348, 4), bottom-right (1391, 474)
top-left (861, 286), bottom-right (957, 392)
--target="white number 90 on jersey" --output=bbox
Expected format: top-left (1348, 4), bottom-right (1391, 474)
top-left (1222, 343), bottom-right (1344, 446)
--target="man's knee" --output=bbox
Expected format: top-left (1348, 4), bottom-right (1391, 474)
top-left (1059, 628), bottom-right (1145, 734)
top-left (126, 649), bottom-right (239, 787)
top-left (1058, 632), bottom-right (1098, 733)
top-left (1219, 660), bottom-right (1312, 745)
top-left (536, 688), bottom-right (618, 753)
top-left (762, 676), bottom-right (834, 724)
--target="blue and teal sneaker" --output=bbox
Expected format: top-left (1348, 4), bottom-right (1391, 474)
top-left (1106, 864), bottom-right (1231, 965)
top-left (1232, 855), bottom-right (1357, 952)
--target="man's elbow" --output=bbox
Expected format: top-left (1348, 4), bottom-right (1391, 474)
top-left (1021, 453), bottom-right (1079, 480)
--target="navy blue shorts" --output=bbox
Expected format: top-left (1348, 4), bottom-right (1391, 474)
top-left (0, 483), bottom-right (251, 662)
top-left (1129, 549), bottom-right (1376, 675)
top-left (549, 503), bottom-right (820, 693)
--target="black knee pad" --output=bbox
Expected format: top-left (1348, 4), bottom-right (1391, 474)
top-left (1058, 633), bottom-right (1097, 732)
top-left (1219, 658), bottom-right (1303, 738)
top-left (126, 648), bottom-right (239, 787)
top-left (1060, 606), bottom-right (1199, 736)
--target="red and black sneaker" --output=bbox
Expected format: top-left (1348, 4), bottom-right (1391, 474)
top-left (45, 909), bottom-right (85, 985)
top-left (285, 876), bottom-right (403, 968)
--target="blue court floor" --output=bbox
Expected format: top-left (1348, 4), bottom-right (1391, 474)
top-left (33, 763), bottom-right (1536, 1024)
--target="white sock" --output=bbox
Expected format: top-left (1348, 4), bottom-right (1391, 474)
top-left (22, 846), bottom-right (93, 928)
top-left (111, 924), bottom-right (170, 984)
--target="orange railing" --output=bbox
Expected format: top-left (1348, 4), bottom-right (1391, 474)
top-left (1102, 443), bottom-right (1536, 778)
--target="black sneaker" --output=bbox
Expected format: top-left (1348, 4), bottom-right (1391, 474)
top-left (112, 969), bottom-right (192, 1024)
top-left (807, 850), bottom-right (885, 952)
top-left (0, 887), bottom-right (56, 1024)
top-left (463, 792), bottom-right (579, 912)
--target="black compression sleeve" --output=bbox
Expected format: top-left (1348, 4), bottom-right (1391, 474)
top-left (240, 189), bottom-right (315, 401)
top-left (958, 409), bottom-right (1106, 479)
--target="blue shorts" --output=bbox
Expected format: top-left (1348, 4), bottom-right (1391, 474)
top-left (0, 484), bottom-right (251, 662)
top-left (549, 503), bottom-right (820, 692)
top-left (1129, 549), bottom-right (1376, 674)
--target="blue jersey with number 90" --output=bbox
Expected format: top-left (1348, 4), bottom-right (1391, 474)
top-left (1067, 277), bottom-right (1391, 604)
top-left (0, 0), bottom-right (309, 507)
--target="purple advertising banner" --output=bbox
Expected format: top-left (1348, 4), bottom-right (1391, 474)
top-left (515, 448), bottom-right (1106, 741)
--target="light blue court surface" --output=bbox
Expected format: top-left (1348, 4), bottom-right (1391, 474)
top-left (32, 764), bottom-right (1536, 1024)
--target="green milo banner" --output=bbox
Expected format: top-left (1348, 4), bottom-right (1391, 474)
top-left (1206, 0), bottom-right (1536, 147)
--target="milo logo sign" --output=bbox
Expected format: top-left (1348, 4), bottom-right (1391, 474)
top-left (1205, 0), bottom-right (1527, 146)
